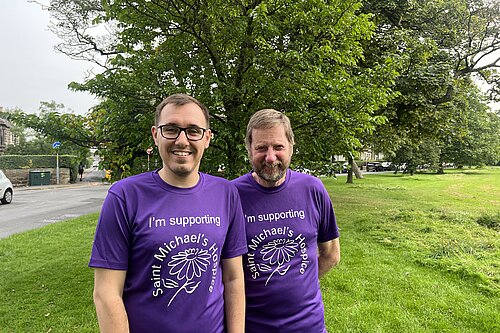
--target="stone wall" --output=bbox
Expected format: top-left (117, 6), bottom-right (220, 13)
top-left (3, 168), bottom-right (71, 187)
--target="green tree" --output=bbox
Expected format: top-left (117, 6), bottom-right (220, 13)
top-left (7, 102), bottom-right (91, 164)
top-left (390, 141), bottom-right (441, 175)
top-left (385, 84), bottom-right (500, 173)
top-left (440, 89), bottom-right (500, 168)
top-left (44, 0), bottom-right (396, 180)
top-left (363, 0), bottom-right (500, 161)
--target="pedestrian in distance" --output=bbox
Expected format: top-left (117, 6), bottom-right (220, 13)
top-left (89, 93), bottom-right (247, 333)
top-left (232, 109), bottom-right (341, 333)
top-left (78, 163), bottom-right (85, 181)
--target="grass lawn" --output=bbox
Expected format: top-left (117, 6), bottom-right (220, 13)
top-left (322, 167), bottom-right (499, 332)
top-left (0, 167), bottom-right (499, 332)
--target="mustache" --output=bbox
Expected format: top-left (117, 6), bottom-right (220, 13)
top-left (171, 144), bottom-right (193, 151)
top-left (263, 162), bottom-right (282, 168)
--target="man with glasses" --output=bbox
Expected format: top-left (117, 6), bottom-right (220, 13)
top-left (232, 109), bottom-right (340, 332)
top-left (89, 94), bottom-right (247, 333)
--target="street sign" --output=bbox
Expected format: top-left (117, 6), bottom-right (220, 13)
top-left (146, 147), bottom-right (154, 171)
top-left (52, 142), bottom-right (61, 184)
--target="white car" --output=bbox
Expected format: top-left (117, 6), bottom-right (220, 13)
top-left (0, 170), bottom-right (13, 204)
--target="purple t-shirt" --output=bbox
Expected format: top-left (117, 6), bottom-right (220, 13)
top-left (89, 171), bottom-right (247, 333)
top-left (232, 169), bottom-right (339, 333)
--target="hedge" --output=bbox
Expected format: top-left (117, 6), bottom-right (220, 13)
top-left (0, 155), bottom-right (79, 169)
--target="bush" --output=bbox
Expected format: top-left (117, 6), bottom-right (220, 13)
top-left (0, 154), bottom-right (78, 169)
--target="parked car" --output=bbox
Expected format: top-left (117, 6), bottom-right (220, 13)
top-left (380, 161), bottom-right (393, 171)
top-left (366, 162), bottom-right (384, 172)
top-left (0, 170), bottom-right (13, 204)
top-left (341, 162), bottom-right (349, 173)
top-left (329, 162), bottom-right (349, 174)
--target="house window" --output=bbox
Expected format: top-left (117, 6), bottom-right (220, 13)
top-left (0, 128), bottom-right (4, 146)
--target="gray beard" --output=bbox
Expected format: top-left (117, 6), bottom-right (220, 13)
top-left (254, 163), bottom-right (287, 185)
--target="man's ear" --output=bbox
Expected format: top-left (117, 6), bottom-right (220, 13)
top-left (151, 125), bottom-right (159, 145)
top-left (204, 129), bottom-right (212, 148)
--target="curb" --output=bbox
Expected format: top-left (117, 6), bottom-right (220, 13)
top-left (15, 182), bottom-right (110, 191)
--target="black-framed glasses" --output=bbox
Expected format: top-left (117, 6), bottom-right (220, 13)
top-left (157, 124), bottom-right (207, 141)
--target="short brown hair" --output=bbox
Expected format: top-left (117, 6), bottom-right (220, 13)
top-left (245, 108), bottom-right (295, 149)
top-left (155, 93), bottom-right (209, 127)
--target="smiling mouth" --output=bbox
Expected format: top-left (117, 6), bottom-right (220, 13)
top-left (263, 163), bottom-right (280, 169)
top-left (173, 151), bottom-right (192, 156)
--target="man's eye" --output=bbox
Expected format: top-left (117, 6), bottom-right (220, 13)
top-left (163, 126), bottom-right (179, 134)
top-left (187, 127), bottom-right (202, 135)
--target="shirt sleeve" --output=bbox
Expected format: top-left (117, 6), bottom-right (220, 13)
top-left (221, 185), bottom-right (248, 259)
top-left (317, 182), bottom-right (340, 243)
top-left (88, 190), bottom-right (131, 270)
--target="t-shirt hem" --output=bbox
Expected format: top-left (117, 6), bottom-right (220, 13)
top-left (221, 246), bottom-right (248, 259)
top-left (318, 233), bottom-right (340, 243)
top-left (88, 259), bottom-right (128, 270)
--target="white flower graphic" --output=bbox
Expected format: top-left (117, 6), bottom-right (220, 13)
top-left (168, 248), bottom-right (211, 280)
top-left (259, 238), bottom-right (298, 285)
top-left (261, 239), bottom-right (298, 265)
top-left (163, 248), bottom-right (212, 306)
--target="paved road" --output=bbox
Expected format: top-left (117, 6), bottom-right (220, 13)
top-left (0, 172), bottom-right (111, 239)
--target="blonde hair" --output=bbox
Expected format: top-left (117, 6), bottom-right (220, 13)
top-left (245, 109), bottom-right (295, 149)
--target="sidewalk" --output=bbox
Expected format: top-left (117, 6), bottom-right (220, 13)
top-left (16, 168), bottom-right (109, 191)
top-left (15, 181), bottom-right (110, 191)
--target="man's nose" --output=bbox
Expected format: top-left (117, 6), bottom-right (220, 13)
top-left (265, 150), bottom-right (277, 163)
top-left (175, 129), bottom-right (189, 144)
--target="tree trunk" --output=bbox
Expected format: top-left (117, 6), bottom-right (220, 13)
top-left (351, 159), bottom-right (364, 179)
top-left (437, 162), bottom-right (445, 174)
top-left (225, 142), bottom-right (245, 179)
top-left (347, 169), bottom-right (353, 183)
top-left (347, 154), bottom-right (363, 184)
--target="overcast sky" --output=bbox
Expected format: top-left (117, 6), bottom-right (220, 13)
top-left (0, 1), bottom-right (98, 115)
top-left (0, 1), bottom-right (497, 116)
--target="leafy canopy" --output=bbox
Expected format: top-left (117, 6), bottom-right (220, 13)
top-left (43, 0), bottom-right (396, 179)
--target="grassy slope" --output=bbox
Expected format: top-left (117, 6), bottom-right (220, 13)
top-left (322, 168), bottom-right (499, 332)
top-left (0, 214), bottom-right (98, 333)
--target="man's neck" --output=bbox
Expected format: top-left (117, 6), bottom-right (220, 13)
top-left (159, 168), bottom-right (200, 188)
